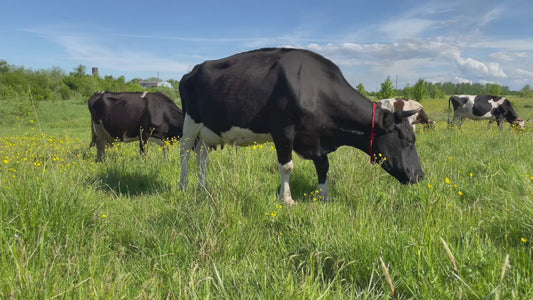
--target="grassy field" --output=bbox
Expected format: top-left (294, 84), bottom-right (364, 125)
top-left (1, 97), bottom-right (533, 299)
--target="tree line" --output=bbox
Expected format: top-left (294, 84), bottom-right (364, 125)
top-left (0, 61), bottom-right (180, 121)
top-left (357, 76), bottom-right (532, 101)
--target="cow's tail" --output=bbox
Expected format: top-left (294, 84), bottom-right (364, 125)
top-left (89, 121), bottom-right (97, 148)
top-left (447, 96), bottom-right (452, 125)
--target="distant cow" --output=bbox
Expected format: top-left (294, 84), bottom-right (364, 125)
top-left (178, 48), bottom-right (424, 204)
top-left (88, 91), bottom-right (184, 161)
top-left (377, 98), bottom-right (434, 131)
top-left (448, 95), bottom-right (525, 129)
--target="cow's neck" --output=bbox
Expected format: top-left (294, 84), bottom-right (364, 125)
top-left (326, 99), bottom-right (376, 154)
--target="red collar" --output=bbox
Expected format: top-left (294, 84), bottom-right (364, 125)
top-left (370, 103), bottom-right (377, 164)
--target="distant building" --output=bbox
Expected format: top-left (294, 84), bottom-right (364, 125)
top-left (139, 81), bottom-right (172, 88)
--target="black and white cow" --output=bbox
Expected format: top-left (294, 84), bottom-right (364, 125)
top-left (448, 95), bottom-right (525, 129)
top-left (377, 98), bottom-right (435, 131)
top-left (89, 91), bottom-right (184, 161)
top-left (178, 48), bottom-right (424, 204)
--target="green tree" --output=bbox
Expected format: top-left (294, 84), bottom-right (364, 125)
top-left (70, 65), bottom-right (87, 77)
top-left (412, 79), bottom-right (427, 102)
top-left (402, 83), bottom-right (412, 99)
top-left (167, 79), bottom-right (180, 89)
top-left (356, 83), bottom-right (368, 97)
top-left (0, 60), bottom-right (10, 74)
top-left (485, 83), bottom-right (502, 96)
top-left (378, 76), bottom-right (394, 99)
top-left (429, 84), bottom-right (444, 99)
top-left (520, 84), bottom-right (531, 98)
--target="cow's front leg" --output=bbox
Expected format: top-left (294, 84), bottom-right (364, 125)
top-left (138, 127), bottom-right (149, 155)
top-left (278, 160), bottom-right (295, 205)
top-left (496, 118), bottom-right (504, 131)
top-left (313, 155), bottom-right (330, 201)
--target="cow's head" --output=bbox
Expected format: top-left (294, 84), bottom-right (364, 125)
top-left (372, 108), bottom-right (424, 184)
top-left (514, 118), bottom-right (526, 130)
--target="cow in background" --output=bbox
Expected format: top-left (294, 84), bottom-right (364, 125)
top-left (377, 98), bottom-right (434, 131)
top-left (89, 91), bottom-right (184, 161)
top-left (178, 48), bottom-right (424, 204)
top-left (448, 95), bottom-right (525, 130)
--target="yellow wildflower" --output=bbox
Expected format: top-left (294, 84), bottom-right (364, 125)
top-left (521, 238), bottom-right (527, 243)
top-left (445, 177), bottom-right (451, 184)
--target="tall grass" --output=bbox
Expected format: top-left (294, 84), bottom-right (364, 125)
top-left (1, 98), bottom-right (533, 298)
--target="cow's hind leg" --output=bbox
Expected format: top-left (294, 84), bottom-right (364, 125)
top-left (456, 117), bottom-right (466, 128)
top-left (195, 139), bottom-right (210, 189)
top-left (179, 115), bottom-right (202, 190)
top-left (313, 155), bottom-right (330, 201)
top-left (92, 121), bottom-right (108, 162)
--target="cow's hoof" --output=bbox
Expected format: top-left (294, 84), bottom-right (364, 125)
top-left (282, 198), bottom-right (296, 206)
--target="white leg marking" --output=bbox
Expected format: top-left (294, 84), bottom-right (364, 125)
top-left (92, 121), bottom-right (108, 161)
top-left (318, 181), bottom-right (330, 202)
top-left (278, 160), bottom-right (295, 205)
top-left (179, 115), bottom-right (202, 190)
top-left (195, 139), bottom-right (210, 189)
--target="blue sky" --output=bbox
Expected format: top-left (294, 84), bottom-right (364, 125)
top-left (2, 0), bottom-right (533, 91)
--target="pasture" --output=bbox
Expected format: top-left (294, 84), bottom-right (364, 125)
top-left (1, 97), bottom-right (533, 299)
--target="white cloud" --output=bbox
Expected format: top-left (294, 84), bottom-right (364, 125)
top-left (480, 7), bottom-right (504, 27)
top-left (23, 26), bottom-right (192, 77)
top-left (454, 76), bottom-right (472, 84)
top-left (515, 68), bottom-right (533, 78)
top-left (454, 56), bottom-right (506, 78)
top-left (379, 19), bottom-right (436, 40)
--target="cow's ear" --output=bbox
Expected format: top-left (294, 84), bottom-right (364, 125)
top-left (376, 109), bottom-right (396, 131)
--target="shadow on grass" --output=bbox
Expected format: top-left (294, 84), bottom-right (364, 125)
top-left (94, 167), bottom-right (170, 196)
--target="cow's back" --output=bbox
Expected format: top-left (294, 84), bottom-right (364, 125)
top-left (180, 48), bottom-right (367, 136)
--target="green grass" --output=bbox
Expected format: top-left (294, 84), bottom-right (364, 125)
top-left (1, 98), bottom-right (533, 298)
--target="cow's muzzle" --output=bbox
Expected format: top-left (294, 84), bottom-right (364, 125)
top-left (398, 170), bottom-right (424, 185)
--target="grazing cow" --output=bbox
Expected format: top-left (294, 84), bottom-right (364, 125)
top-left (178, 48), bottom-right (424, 204)
top-left (89, 91), bottom-right (184, 161)
top-left (377, 98), bottom-right (435, 131)
top-left (448, 95), bottom-right (525, 130)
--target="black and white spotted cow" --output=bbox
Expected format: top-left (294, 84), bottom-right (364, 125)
top-left (178, 48), bottom-right (424, 204)
top-left (88, 91), bottom-right (184, 161)
top-left (448, 95), bottom-right (525, 129)
top-left (377, 98), bottom-right (435, 131)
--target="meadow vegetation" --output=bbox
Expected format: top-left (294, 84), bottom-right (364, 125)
top-left (1, 97), bottom-right (533, 298)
